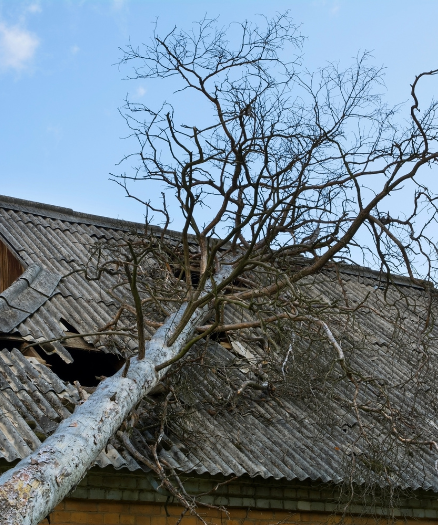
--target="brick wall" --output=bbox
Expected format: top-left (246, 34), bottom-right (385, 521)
top-left (27, 468), bottom-right (438, 525)
top-left (40, 500), bottom-right (438, 525)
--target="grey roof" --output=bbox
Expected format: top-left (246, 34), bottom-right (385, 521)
top-left (0, 196), bottom-right (141, 362)
top-left (152, 295), bottom-right (438, 491)
top-left (0, 195), bottom-right (438, 490)
top-left (0, 264), bottom-right (60, 333)
top-left (0, 347), bottom-right (139, 471)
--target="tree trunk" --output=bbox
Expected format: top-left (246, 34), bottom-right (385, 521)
top-left (0, 265), bottom-right (233, 525)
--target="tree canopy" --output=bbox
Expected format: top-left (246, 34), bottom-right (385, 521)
top-left (2, 13), bottom-right (438, 524)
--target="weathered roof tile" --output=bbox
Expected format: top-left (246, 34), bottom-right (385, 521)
top-left (0, 194), bottom-right (437, 488)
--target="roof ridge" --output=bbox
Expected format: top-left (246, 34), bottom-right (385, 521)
top-left (0, 196), bottom-right (430, 290)
top-left (322, 261), bottom-right (429, 290)
top-left (0, 194), bottom-right (153, 232)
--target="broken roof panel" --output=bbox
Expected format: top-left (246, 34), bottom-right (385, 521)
top-left (0, 201), bottom-right (138, 358)
top-left (0, 195), bottom-right (437, 490)
top-left (0, 347), bottom-right (139, 471)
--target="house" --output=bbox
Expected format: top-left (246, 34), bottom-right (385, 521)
top-left (0, 194), bottom-right (437, 525)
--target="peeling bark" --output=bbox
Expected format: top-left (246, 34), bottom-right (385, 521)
top-left (0, 266), bottom-right (233, 525)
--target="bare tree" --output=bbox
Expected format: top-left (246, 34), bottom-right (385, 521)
top-left (1, 13), bottom-right (438, 524)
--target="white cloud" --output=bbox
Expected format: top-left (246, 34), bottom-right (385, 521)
top-left (0, 23), bottom-right (39, 71)
top-left (112, 0), bottom-right (127, 10)
top-left (136, 86), bottom-right (146, 97)
top-left (47, 124), bottom-right (62, 144)
top-left (71, 45), bottom-right (80, 55)
top-left (330, 1), bottom-right (340, 14)
top-left (27, 4), bottom-right (42, 14)
top-left (312, 0), bottom-right (341, 15)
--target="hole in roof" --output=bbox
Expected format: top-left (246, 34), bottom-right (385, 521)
top-left (172, 266), bottom-right (200, 288)
top-left (0, 336), bottom-right (25, 352)
top-left (40, 346), bottom-right (125, 387)
top-left (59, 318), bottom-right (80, 334)
top-left (210, 331), bottom-right (232, 349)
top-left (0, 239), bottom-right (24, 293)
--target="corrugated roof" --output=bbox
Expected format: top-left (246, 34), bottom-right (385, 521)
top-left (0, 195), bottom-right (437, 490)
top-left (0, 263), bottom-right (60, 333)
top-left (0, 347), bottom-right (139, 471)
top-left (152, 309), bottom-right (438, 490)
top-left (0, 202), bottom-right (137, 362)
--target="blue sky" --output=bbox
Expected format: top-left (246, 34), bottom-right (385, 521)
top-left (1, 0), bottom-right (438, 223)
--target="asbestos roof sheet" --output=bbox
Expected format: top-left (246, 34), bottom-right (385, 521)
top-left (0, 264), bottom-right (60, 333)
top-left (0, 199), bottom-right (139, 362)
top-left (0, 347), bottom-right (139, 471)
top-left (0, 195), bottom-right (438, 490)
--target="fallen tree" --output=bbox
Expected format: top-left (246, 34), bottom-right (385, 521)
top-left (0, 263), bottom-right (235, 524)
top-left (1, 13), bottom-right (438, 524)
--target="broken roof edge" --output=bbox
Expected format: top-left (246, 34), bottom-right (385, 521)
top-left (0, 194), bottom-right (431, 291)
